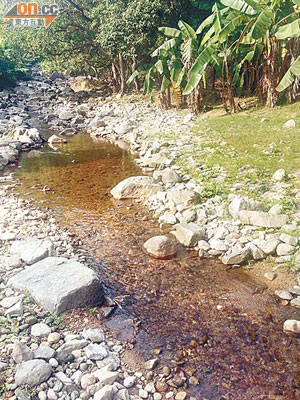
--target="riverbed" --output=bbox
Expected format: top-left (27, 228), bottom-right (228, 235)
top-left (11, 132), bottom-right (300, 400)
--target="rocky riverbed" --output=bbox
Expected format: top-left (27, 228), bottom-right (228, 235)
top-left (1, 70), bottom-right (300, 399)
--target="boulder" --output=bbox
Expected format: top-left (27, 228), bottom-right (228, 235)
top-left (143, 236), bottom-right (177, 259)
top-left (15, 359), bottom-right (52, 387)
top-left (238, 210), bottom-right (288, 228)
top-left (8, 257), bottom-right (104, 313)
top-left (10, 239), bottom-right (53, 265)
top-left (221, 244), bottom-right (252, 265)
top-left (111, 176), bottom-right (160, 200)
top-left (175, 223), bottom-right (206, 247)
top-left (229, 196), bottom-right (264, 219)
top-left (60, 128), bottom-right (77, 137)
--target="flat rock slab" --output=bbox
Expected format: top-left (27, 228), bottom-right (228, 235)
top-left (8, 257), bottom-right (104, 314)
top-left (10, 239), bottom-right (53, 265)
top-left (238, 211), bottom-right (288, 228)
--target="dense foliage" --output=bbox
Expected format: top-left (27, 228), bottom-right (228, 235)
top-left (131, 0), bottom-right (300, 111)
top-left (0, 0), bottom-right (299, 111)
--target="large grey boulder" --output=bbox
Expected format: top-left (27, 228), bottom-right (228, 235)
top-left (111, 176), bottom-right (160, 199)
top-left (15, 359), bottom-right (52, 387)
top-left (175, 223), bottom-right (206, 247)
top-left (229, 196), bottom-right (264, 219)
top-left (238, 210), bottom-right (288, 228)
top-left (8, 257), bottom-right (104, 314)
top-left (10, 239), bottom-right (53, 265)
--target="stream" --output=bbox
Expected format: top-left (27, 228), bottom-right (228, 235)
top-left (11, 131), bottom-right (300, 399)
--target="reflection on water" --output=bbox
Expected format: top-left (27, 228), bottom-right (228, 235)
top-left (15, 133), bottom-right (300, 400)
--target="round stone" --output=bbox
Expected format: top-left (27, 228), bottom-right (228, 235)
top-left (48, 332), bottom-right (61, 344)
top-left (143, 236), bottom-right (177, 259)
top-left (31, 323), bottom-right (51, 338)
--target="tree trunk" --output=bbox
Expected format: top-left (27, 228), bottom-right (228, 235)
top-left (111, 63), bottom-right (119, 93)
top-left (119, 53), bottom-right (127, 95)
top-left (132, 60), bottom-right (140, 91)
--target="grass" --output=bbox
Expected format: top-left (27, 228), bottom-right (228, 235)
top-left (148, 100), bottom-right (300, 210)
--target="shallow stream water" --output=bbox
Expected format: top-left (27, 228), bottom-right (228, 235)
top-left (13, 133), bottom-right (300, 399)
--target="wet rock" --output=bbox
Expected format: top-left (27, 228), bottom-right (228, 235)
top-left (175, 223), bottom-right (206, 247)
top-left (10, 239), bottom-right (53, 265)
top-left (15, 359), bottom-right (52, 387)
top-left (111, 176), bottom-right (160, 199)
top-left (283, 320), bottom-right (300, 336)
top-left (238, 211), bottom-right (288, 228)
top-left (143, 236), bottom-right (177, 259)
top-left (8, 257), bottom-right (104, 313)
top-left (275, 290), bottom-right (293, 301)
top-left (221, 244), bottom-right (251, 265)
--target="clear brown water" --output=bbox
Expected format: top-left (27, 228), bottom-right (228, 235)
top-left (15, 133), bottom-right (300, 400)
